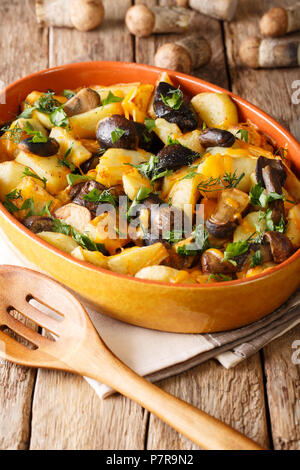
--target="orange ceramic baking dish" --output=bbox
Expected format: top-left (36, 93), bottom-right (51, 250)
top-left (0, 61), bottom-right (299, 333)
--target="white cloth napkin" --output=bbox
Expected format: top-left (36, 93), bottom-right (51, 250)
top-left (0, 230), bottom-right (299, 398)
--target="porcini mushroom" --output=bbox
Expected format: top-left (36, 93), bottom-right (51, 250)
top-left (154, 34), bottom-right (211, 74)
top-left (35, 0), bottom-right (105, 32)
top-left (125, 4), bottom-right (196, 38)
top-left (23, 216), bottom-right (54, 233)
top-left (153, 82), bottom-right (198, 132)
top-left (63, 88), bottom-right (101, 117)
top-left (240, 36), bottom-right (300, 69)
top-left (156, 144), bottom-right (199, 172)
top-left (199, 128), bottom-right (235, 148)
top-left (206, 188), bottom-right (250, 239)
top-left (176, 0), bottom-right (238, 21)
top-left (96, 115), bottom-right (139, 150)
top-left (71, 180), bottom-right (107, 216)
top-left (260, 4), bottom-right (300, 38)
top-left (18, 137), bottom-right (59, 157)
top-left (263, 231), bottom-right (294, 264)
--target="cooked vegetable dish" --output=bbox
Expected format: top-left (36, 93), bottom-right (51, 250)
top-left (1, 72), bottom-right (300, 284)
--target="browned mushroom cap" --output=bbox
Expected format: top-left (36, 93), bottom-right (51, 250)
top-left (72, 180), bottom-right (107, 215)
top-left (96, 115), bottom-right (139, 150)
top-left (206, 188), bottom-right (250, 239)
top-left (201, 249), bottom-right (237, 274)
top-left (256, 156), bottom-right (286, 188)
top-left (23, 216), bottom-right (54, 233)
top-left (199, 128), bottom-right (235, 148)
top-left (19, 137), bottom-right (59, 157)
top-left (263, 231), bottom-right (294, 264)
top-left (63, 88), bottom-right (101, 117)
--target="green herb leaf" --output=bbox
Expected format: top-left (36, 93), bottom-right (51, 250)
top-left (150, 169), bottom-right (173, 183)
top-left (53, 218), bottom-right (71, 235)
top-left (71, 228), bottom-right (99, 252)
top-left (22, 167), bottom-right (47, 189)
top-left (162, 229), bottom-right (184, 244)
top-left (62, 89), bottom-right (75, 100)
top-left (250, 250), bottom-right (263, 268)
top-left (102, 91), bottom-right (123, 107)
top-left (111, 127), bottom-right (125, 144)
top-left (160, 86), bottom-right (183, 110)
top-left (58, 146), bottom-right (75, 172)
top-left (207, 273), bottom-right (233, 283)
top-left (0, 122), bottom-right (23, 143)
top-left (127, 187), bottom-right (152, 217)
top-left (36, 91), bottom-right (61, 114)
top-left (20, 198), bottom-right (35, 217)
top-left (144, 117), bottom-right (156, 133)
top-left (50, 107), bottom-right (69, 128)
top-left (223, 240), bottom-right (249, 262)
top-left (23, 121), bottom-right (48, 143)
top-left (67, 173), bottom-right (92, 186)
top-left (167, 135), bottom-right (180, 146)
top-left (3, 189), bottom-right (23, 213)
top-left (181, 165), bottom-right (199, 180)
top-left (236, 129), bottom-right (249, 142)
top-left (83, 188), bottom-right (118, 208)
top-left (39, 201), bottom-right (53, 217)
top-left (17, 107), bottom-right (36, 119)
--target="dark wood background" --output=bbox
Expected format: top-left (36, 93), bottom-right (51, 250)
top-left (0, 0), bottom-right (299, 450)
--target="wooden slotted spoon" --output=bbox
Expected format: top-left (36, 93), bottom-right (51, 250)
top-left (0, 265), bottom-right (264, 450)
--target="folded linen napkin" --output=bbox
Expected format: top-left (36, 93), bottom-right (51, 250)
top-left (0, 231), bottom-right (299, 398)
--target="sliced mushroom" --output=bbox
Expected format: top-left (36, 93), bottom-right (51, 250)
top-left (162, 249), bottom-right (196, 270)
top-left (201, 248), bottom-right (237, 274)
top-left (96, 115), bottom-right (139, 150)
top-left (54, 203), bottom-right (92, 234)
top-left (133, 122), bottom-right (164, 153)
top-left (72, 180), bottom-right (107, 215)
top-left (263, 231), bottom-right (294, 264)
top-left (79, 155), bottom-right (101, 174)
top-left (23, 216), bottom-right (54, 233)
top-left (256, 156), bottom-right (287, 188)
top-left (19, 137), bottom-right (59, 157)
top-left (153, 82), bottom-right (198, 132)
top-left (63, 88), bottom-right (101, 117)
top-left (137, 193), bottom-right (185, 246)
top-left (199, 128), bottom-right (235, 148)
top-left (262, 164), bottom-right (285, 225)
top-left (156, 144), bottom-right (198, 172)
top-left (206, 188), bottom-right (250, 239)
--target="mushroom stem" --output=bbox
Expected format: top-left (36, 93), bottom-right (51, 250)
top-left (240, 36), bottom-right (300, 69)
top-left (125, 5), bottom-right (196, 38)
top-left (154, 34), bottom-right (211, 74)
top-left (176, 0), bottom-right (238, 21)
top-left (35, 0), bottom-right (105, 31)
top-left (260, 4), bottom-right (300, 38)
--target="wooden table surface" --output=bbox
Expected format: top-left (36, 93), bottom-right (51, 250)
top-left (0, 0), bottom-right (299, 450)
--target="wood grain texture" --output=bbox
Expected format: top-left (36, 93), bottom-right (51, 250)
top-left (29, 0), bottom-right (147, 451)
top-left (263, 325), bottom-right (300, 450)
top-left (0, 0), bottom-right (48, 450)
top-left (224, 0), bottom-right (300, 140)
top-left (146, 357), bottom-right (269, 450)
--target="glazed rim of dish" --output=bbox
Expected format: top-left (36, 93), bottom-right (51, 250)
top-left (0, 61), bottom-right (299, 289)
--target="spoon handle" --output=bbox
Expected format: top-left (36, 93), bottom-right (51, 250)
top-left (80, 345), bottom-right (264, 451)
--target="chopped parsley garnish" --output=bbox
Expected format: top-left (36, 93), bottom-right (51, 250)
top-left (20, 198), bottom-right (35, 218)
top-left (250, 250), bottom-right (263, 268)
top-left (274, 147), bottom-right (287, 160)
top-left (102, 91), bottom-right (123, 107)
top-left (125, 155), bottom-right (173, 184)
top-left (236, 129), bottom-right (249, 142)
top-left (17, 107), bottom-right (36, 119)
top-left (181, 165), bottom-right (199, 180)
top-left (258, 210), bottom-right (286, 233)
top-left (111, 127), bottom-right (125, 144)
top-left (127, 187), bottom-right (152, 218)
top-left (67, 173), bottom-right (92, 186)
top-left (23, 121), bottom-right (48, 143)
top-left (39, 201), bottom-right (52, 217)
top-left (62, 89), bottom-right (76, 100)
top-left (83, 188), bottom-right (117, 208)
top-left (207, 273), bottom-right (233, 283)
top-left (167, 136), bottom-right (180, 146)
top-left (36, 91), bottom-right (61, 114)
top-left (249, 183), bottom-right (294, 208)
top-left (22, 167), bottom-right (47, 189)
top-left (0, 122), bottom-right (23, 143)
top-left (58, 146), bottom-right (76, 172)
top-left (52, 218), bottom-right (106, 253)
top-left (50, 106), bottom-right (69, 128)
top-left (223, 240), bottom-right (249, 265)
top-left (160, 86), bottom-right (183, 110)
top-left (162, 229), bottom-right (184, 244)
top-left (3, 189), bottom-right (22, 213)
top-left (176, 225), bottom-right (210, 256)
top-left (144, 117), bottom-right (156, 133)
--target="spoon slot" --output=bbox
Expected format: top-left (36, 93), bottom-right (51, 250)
top-left (0, 324), bottom-right (39, 350)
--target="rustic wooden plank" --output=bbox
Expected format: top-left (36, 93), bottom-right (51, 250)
top-left (135, 0), bottom-right (228, 88)
top-left (49, 0), bottom-right (134, 66)
top-left (135, 0), bottom-right (269, 450)
top-left (263, 325), bottom-right (300, 450)
top-left (224, 0), bottom-right (300, 450)
top-left (29, 0), bottom-right (147, 450)
top-left (0, 0), bottom-right (48, 450)
top-left (147, 357), bottom-right (269, 450)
